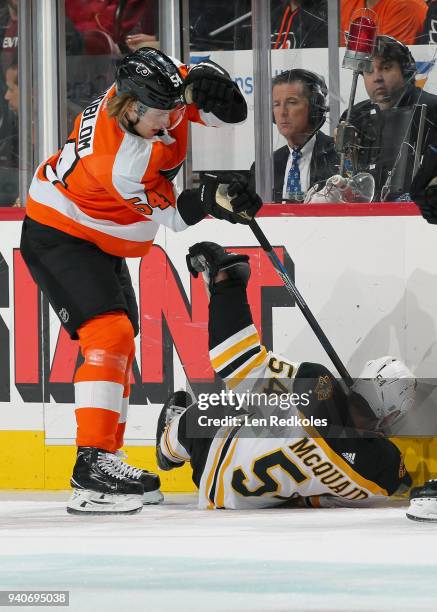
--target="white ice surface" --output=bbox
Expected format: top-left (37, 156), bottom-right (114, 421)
top-left (0, 492), bottom-right (437, 612)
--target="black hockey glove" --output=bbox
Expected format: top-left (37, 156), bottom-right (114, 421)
top-left (186, 241), bottom-right (251, 290)
top-left (184, 60), bottom-right (247, 122)
top-left (199, 172), bottom-right (263, 225)
top-left (410, 145), bottom-right (437, 224)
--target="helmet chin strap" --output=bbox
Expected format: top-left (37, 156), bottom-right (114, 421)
top-left (121, 98), bottom-right (148, 135)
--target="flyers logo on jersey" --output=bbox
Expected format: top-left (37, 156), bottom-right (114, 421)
top-left (136, 65), bottom-right (151, 77)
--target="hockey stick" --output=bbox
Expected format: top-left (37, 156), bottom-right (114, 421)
top-left (214, 183), bottom-right (354, 387)
top-left (248, 218), bottom-right (353, 387)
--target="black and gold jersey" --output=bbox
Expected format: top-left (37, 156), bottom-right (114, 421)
top-left (196, 279), bottom-right (411, 509)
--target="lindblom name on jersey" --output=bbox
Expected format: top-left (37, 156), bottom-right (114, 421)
top-left (197, 414), bottom-right (328, 428)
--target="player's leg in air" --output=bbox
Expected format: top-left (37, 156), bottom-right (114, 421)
top-left (155, 243), bottom-right (252, 490)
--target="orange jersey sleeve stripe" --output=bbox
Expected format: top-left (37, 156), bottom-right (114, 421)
top-left (26, 194), bottom-right (154, 258)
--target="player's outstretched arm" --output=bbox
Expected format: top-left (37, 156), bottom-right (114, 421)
top-left (187, 242), bottom-right (269, 388)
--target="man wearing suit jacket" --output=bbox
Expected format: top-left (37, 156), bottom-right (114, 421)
top-left (251, 69), bottom-right (339, 202)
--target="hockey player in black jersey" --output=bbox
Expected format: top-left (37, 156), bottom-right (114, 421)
top-left (156, 242), bottom-right (415, 510)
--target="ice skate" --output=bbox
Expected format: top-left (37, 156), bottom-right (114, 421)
top-left (406, 479), bottom-right (437, 522)
top-left (67, 446), bottom-right (143, 515)
top-left (156, 390), bottom-right (191, 471)
top-left (111, 451), bottom-right (164, 505)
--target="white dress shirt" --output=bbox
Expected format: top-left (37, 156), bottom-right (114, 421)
top-left (282, 135), bottom-right (316, 200)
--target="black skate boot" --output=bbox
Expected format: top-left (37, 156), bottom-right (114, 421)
top-left (156, 390), bottom-right (192, 471)
top-left (110, 451), bottom-right (164, 505)
top-left (406, 479), bottom-right (437, 522)
top-left (67, 446), bottom-right (144, 515)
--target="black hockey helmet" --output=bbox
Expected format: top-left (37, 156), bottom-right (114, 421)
top-left (115, 47), bottom-right (185, 110)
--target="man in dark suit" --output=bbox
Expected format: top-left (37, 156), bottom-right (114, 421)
top-left (340, 35), bottom-right (437, 200)
top-left (251, 69), bottom-right (339, 202)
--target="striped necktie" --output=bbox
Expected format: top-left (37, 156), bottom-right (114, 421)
top-left (286, 148), bottom-right (303, 200)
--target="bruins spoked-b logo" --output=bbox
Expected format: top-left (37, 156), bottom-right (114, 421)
top-left (59, 308), bottom-right (69, 323)
top-left (314, 375), bottom-right (333, 401)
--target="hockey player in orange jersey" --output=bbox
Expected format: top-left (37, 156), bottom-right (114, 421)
top-left (20, 48), bottom-right (262, 515)
top-left (156, 242), bottom-right (414, 510)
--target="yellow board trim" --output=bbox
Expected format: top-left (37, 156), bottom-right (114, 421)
top-left (0, 431), bottom-right (45, 488)
top-left (0, 431), bottom-right (196, 492)
top-left (0, 431), bottom-right (436, 494)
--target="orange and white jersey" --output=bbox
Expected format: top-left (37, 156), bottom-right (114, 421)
top-left (26, 82), bottom-right (227, 258)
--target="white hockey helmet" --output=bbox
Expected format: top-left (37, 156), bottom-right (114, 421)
top-left (351, 356), bottom-right (416, 430)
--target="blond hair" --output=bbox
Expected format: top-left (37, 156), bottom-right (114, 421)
top-left (106, 93), bottom-right (136, 122)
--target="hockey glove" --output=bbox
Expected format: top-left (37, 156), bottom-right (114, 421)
top-left (186, 241), bottom-right (250, 292)
top-left (410, 145), bottom-right (437, 224)
top-left (199, 172), bottom-right (263, 225)
top-left (184, 60), bottom-right (247, 122)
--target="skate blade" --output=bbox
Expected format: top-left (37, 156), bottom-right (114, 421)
top-left (67, 505), bottom-right (142, 516)
top-left (406, 512), bottom-right (437, 522)
top-left (143, 489), bottom-right (164, 505)
top-left (406, 499), bottom-right (437, 522)
top-left (67, 489), bottom-right (143, 515)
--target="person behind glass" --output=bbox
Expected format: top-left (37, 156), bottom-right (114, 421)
top-left (3, 60), bottom-right (17, 113)
top-left (271, 0), bottom-right (328, 49)
top-left (0, 0), bottom-right (18, 74)
top-left (0, 60), bottom-right (19, 206)
top-left (188, 0), bottom-right (328, 52)
top-left (417, 0), bottom-right (437, 44)
top-left (341, 0), bottom-right (427, 46)
top-left (345, 35), bottom-right (437, 124)
top-left (251, 69), bottom-right (338, 203)
top-left (339, 36), bottom-right (437, 197)
top-left (19, 48), bottom-right (262, 515)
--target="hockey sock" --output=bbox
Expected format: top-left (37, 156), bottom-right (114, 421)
top-left (74, 311), bottom-right (134, 452)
